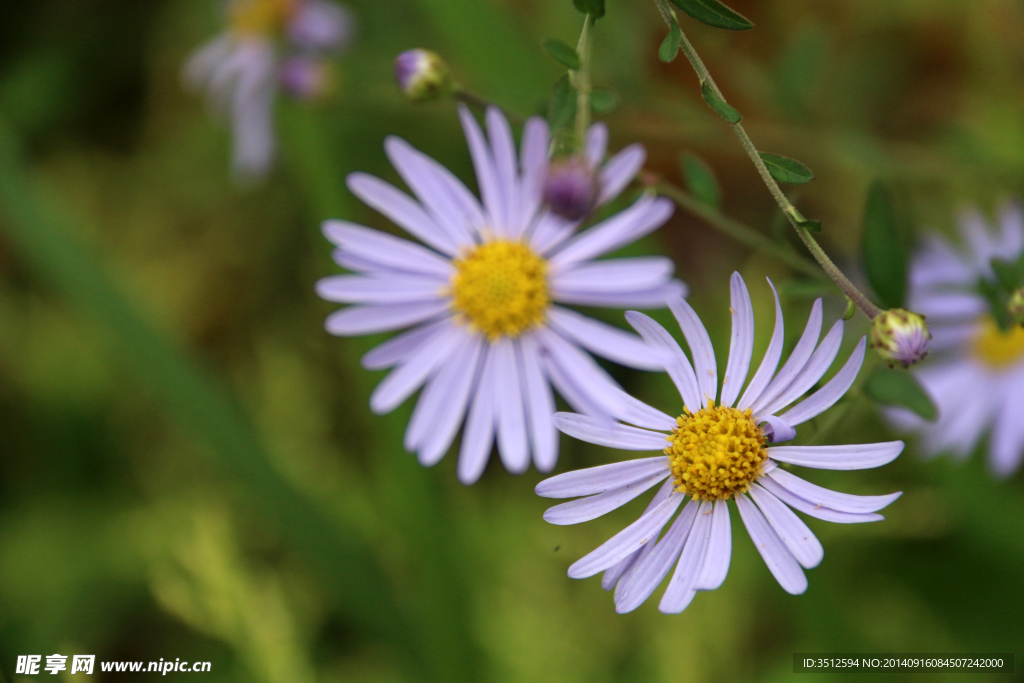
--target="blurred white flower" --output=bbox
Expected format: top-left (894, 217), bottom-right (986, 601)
top-left (887, 203), bottom-right (1024, 477)
top-left (184, 0), bottom-right (354, 180)
top-left (316, 105), bottom-right (686, 484)
top-left (537, 273), bottom-right (903, 614)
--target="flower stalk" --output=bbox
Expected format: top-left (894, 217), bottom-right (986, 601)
top-left (572, 13), bottom-right (596, 149)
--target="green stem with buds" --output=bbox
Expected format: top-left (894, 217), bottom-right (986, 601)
top-left (572, 13), bottom-right (596, 150)
top-left (653, 0), bottom-right (882, 320)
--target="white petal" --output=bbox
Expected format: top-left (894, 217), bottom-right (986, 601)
top-left (493, 338), bottom-right (529, 474)
top-left (749, 484), bottom-right (823, 569)
top-left (693, 499), bottom-right (731, 590)
top-left (345, 175), bottom-right (457, 255)
top-left (457, 345), bottom-right (498, 483)
top-left (322, 220), bottom-right (453, 277)
top-left (658, 500), bottom-right (713, 613)
top-left (768, 441), bottom-right (904, 470)
top-left (535, 455), bottom-right (669, 498)
top-left (669, 297), bottom-right (718, 407)
top-left (625, 310), bottom-right (702, 413)
top-left (369, 324), bottom-right (463, 413)
top-left (737, 278), bottom-right (785, 410)
top-left (758, 475), bottom-right (884, 524)
top-left (361, 317), bottom-right (449, 370)
top-left (586, 122), bottom-right (608, 167)
top-left (597, 144), bottom-right (645, 206)
top-left (458, 104), bottom-right (506, 234)
top-left (554, 281), bottom-right (687, 309)
top-left (778, 337), bottom-right (866, 426)
top-left (549, 196), bottom-right (674, 269)
top-left (568, 494), bottom-right (684, 579)
top-left (315, 274), bottom-right (444, 304)
top-left (757, 319), bottom-right (844, 418)
top-left (325, 301), bottom-right (448, 336)
top-left (767, 468), bottom-right (902, 513)
top-left (720, 272), bottom-right (755, 408)
top-left (543, 470), bottom-right (670, 525)
top-left (550, 256), bottom-right (675, 290)
top-left (614, 500), bottom-right (698, 613)
top-left (412, 334), bottom-right (485, 464)
top-left (750, 299), bottom-right (823, 415)
top-left (735, 493), bottom-right (807, 595)
top-left (517, 335), bottom-right (559, 472)
top-left (548, 307), bottom-right (665, 371)
top-left (552, 413), bottom-right (669, 451)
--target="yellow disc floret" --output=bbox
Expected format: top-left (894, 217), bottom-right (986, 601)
top-left (450, 240), bottom-right (550, 340)
top-left (666, 401), bottom-right (768, 501)
top-left (973, 316), bottom-right (1024, 368)
top-left (230, 0), bottom-right (296, 36)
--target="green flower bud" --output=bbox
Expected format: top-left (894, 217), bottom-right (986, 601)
top-left (870, 308), bottom-right (931, 368)
top-left (394, 49), bottom-right (454, 102)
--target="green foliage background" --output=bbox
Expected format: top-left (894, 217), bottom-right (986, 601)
top-left (0, 0), bottom-right (1022, 681)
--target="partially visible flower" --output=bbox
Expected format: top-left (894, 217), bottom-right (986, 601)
top-left (316, 105), bottom-right (686, 484)
top-left (394, 49), bottom-right (454, 102)
top-left (886, 203), bottom-right (1024, 476)
top-left (184, 0), bottom-right (354, 180)
top-left (1009, 287), bottom-right (1024, 327)
top-left (543, 156), bottom-right (600, 221)
top-left (870, 308), bottom-right (931, 368)
top-left (536, 273), bottom-right (903, 614)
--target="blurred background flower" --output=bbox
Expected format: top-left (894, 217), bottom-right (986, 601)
top-left (1, 1), bottom-right (1024, 682)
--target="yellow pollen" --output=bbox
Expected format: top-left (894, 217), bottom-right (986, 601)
top-left (972, 316), bottom-right (1024, 368)
top-left (450, 240), bottom-right (550, 340)
top-left (229, 0), bottom-right (296, 35)
top-left (665, 401), bottom-right (768, 501)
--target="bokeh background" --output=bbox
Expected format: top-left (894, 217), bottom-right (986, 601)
top-left (1, 0), bottom-right (1022, 681)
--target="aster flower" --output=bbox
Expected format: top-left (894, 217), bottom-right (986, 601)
top-left (536, 273), bottom-right (903, 614)
top-left (184, 0), bottom-right (354, 180)
top-left (316, 105), bottom-right (686, 484)
top-left (886, 203), bottom-right (1024, 477)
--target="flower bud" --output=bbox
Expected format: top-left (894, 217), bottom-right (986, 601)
top-left (394, 49), bottom-right (453, 102)
top-left (542, 156), bottom-right (600, 221)
top-left (870, 308), bottom-right (931, 368)
top-left (280, 55), bottom-right (333, 100)
top-left (1009, 287), bottom-right (1024, 327)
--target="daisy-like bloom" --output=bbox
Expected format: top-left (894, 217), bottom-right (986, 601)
top-left (536, 273), bottom-right (904, 614)
top-left (316, 105), bottom-right (686, 484)
top-left (886, 204), bottom-right (1024, 477)
top-left (184, 0), bottom-right (354, 179)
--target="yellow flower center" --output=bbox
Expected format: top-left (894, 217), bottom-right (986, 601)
top-left (450, 240), bottom-right (550, 340)
top-left (972, 316), bottom-right (1024, 368)
top-left (665, 401), bottom-right (768, 501)
top-left (229, 0), bottom-right (296, 36)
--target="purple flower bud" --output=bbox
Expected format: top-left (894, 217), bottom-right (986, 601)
top-left (287, 0), bottom-right (354, 52)
top-left (870, 308), bottom-right (931, 368)
top-left (280, 55), bottom-right (332, 100)
top-left (543, 156), bottom-right (600, 221)
top-left (394, 49), bottom-right (453, 102)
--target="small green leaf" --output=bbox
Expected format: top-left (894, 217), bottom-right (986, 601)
top-left (542, 39), bottom-right (580, 70)
top-left (669, 0), bottom-right (754, 31)
top-left (659, 20), bottom-right (683, 62)
top-left (758, 152), bottom-right (815, 185)
top-left (590, 88), bottom-right (620, 115)
top-left (681, 152), bottom-right (721, 209)
top-left (799, 218), bottom-right (821, 233)
top-left (547, 74), bottom-right (577, 129)
top-left (843, 298), bottom-right (856, 320)
top-left (700, 81), bottom-right (741, 123)
top-left (865, 370), bottom-right (937, 421)
top-left (861, 180), bottom-right (907, 310)
top-left (573, 0), bottom-right (605, 18)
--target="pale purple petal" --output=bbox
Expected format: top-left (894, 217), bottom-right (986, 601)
top-left (735, 492), bottom-right (807, 595)
top-left (361, 317), bottom-right (450, 370)
top-left (486, 107), bottom-right (518, 232)
top-left (758, 475), bottom-right (884, 524)
top-left (369, 324), bottom-right (463, 413)
top-left (759, 414), bottom-right (796, 444)
top-left (493, 338), bottom-right (529, 474)
top-left (601, 478), bottom-right (676, 590)
top-left (597, 144), bottom-right (645, 206)
top-left (517, 117), bottom-right (551, 234)
top-left (325, 301), bottom-right (448, 336)
top-left (536, 328), bottom-right (629, 418)
top-left (751, 299), bottom-right (823, 415)
top-left (529, 213), bottom-right (578, 256)
top-left (315, 274), bottom-right (444, 304)
top-left (757, 319), bottom-right (844, 418)
top-left (778, 337), bottom-right (866, 426)
top-left (555, 281), bottom-right (687, 309)
top-left (458, 104), bottom-right (506, 234)
top-left (658, 500), bottom-right (713, 613)
top-left (625, 311), bottom-right (702, 413)
top-left (550, 256), bottom-right (675, 291)
top-left (457, 345), bottom-right (498, 483)
top-left (543, 470), bottom-right (670, 525)
top-left (548, 196), bottom-right (674, 269)
top-left (617, 394), bottom-right (678, 432)
top-left (768, 468), bottom-right (901, 513)
top-left (518, 335), bottom-right (558, 472)
top-left (720, 272), bottom-right (755, 408)
top-left (669, 297), bottom-right (718, 407)
top-left (614, 499), bottom-right (698, 613)
top-left (749, 484), bottom-right (823, 569)
top-left (535, 455), bottom-right (669, 498)
top-left (988, 374), bottom-right (1024, 477)
top-left (547, 307), bottom-right (665, 371)
top-left (768, 441), bottom-right (904, 470)
top-left (552, 413), bottom-right (669, 451)
top-left (322, 220), bottom-right (453, 277)
top-left (345, 175), bottom-right (458, 255)
top-left (737, 278), bottom-right (785, 410)
top-left (412, 334), bottom-right (485, 465)
top-left (693, 499), bottom-right (732, 591)
top-left (568, 494), bottom-right (684, 579)
top-left (586, 122), bottom-right (608, 167)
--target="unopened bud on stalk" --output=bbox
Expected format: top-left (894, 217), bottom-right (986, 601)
top-left (543, 156), bottom-right (600, 221)
top-left (394, 49), bottom-right (453, 102)
top-left (1009, 287), bottom-right (1024, 327)
top-left (870, 308), bottom-right (931, 368)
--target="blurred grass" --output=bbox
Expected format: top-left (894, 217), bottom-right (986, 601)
top-left (1, 0), bottom-right (1023, 682)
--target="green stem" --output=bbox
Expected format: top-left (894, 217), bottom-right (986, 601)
top-left (572, 13), bottom-right (596, 148)
top-left (653, 0), bottom-right (882, 320)
top-left (654, 177), bottom-right (829, 283)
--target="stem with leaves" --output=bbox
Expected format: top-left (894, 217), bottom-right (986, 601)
top-left (653, 0), bottom-right (882, 320)
top-left (572, 13), bottom-right (596, 148)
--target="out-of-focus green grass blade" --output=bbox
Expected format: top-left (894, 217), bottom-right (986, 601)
top-left (0, 121), bottom-right (428, 680)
